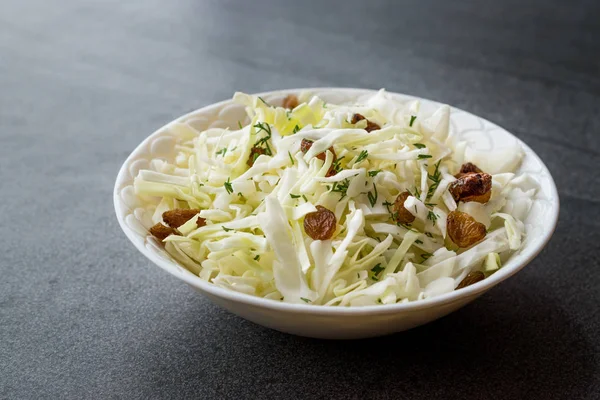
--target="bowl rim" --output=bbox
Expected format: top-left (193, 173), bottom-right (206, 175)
top-left (114, 87), bottom-right (559, 316)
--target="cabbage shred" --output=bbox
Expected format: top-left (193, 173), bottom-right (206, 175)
top-left (134, 90), bottom-right (534, 306)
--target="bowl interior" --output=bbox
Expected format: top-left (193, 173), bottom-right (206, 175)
top-left (113, 88), bottom-right (559, 315)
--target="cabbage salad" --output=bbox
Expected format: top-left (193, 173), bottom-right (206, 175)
top-left (134, 90), bottom-right (537, 306)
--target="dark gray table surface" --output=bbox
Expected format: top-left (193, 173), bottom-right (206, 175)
top-left (1, 0), bottom-right (599, 398)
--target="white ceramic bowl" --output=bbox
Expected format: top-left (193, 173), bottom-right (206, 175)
top-left (114, 88), bottom-right (559, 339)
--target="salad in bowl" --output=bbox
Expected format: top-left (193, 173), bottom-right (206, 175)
top-left (131, 89), bottom-right (538, 307)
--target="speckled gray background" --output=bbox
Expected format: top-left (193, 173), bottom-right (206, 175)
top-left (1, 0), bottom-right (599, 399)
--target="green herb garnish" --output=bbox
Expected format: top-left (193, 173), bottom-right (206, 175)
top-left (414, 186), bottom-right (421, 198)
top-left (332, 156), bottom-right (345, 174)
top-left (413, 143), bottom-right (426, 149)
top-left (409, 115), bottom-right (417, 127)
top-left (367, 183), bottom-right (378, 207)
top-left (258, 96), bottom-right (271, 107)
top-left (368, 170), bottom-right (382, 177)
top-left (356, 150), bottom-right (368, 163)
top-left (290, 194), bottom-right (301, 199)
top-left (224, 178), bottom-right (233, 194)
top-left (383, 200), bottom-right (397, 221)
top-left (300, 297), bottom-right (311, 303)
top-left (222, 226), bottom-right (233, 232)
top-left (288, 151), bottom-right (295, 165)
top-left (252, 122), bottom-right (273, 156)
top-left (426, 160), bottom-right (442, 200)
top-left (216, 147), bottom-right (227, 156)
top-left (331, 178), bottom-right (351, 200)
top-left (370, 263), bottom-right (385, 281)
top-left (427, 211), bottom-right (439, 223)
top-left (418, 154), bottom-right (432, 159)
top-left (253, 255), bottom-right (260, 261)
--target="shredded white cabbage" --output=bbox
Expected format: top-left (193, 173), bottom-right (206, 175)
top-left (134, 89), bottom-right (536, 306)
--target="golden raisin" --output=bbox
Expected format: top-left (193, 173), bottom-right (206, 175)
top-left (456, 271), bottom-right (485, 289)
top-left (149, 223), bottom-right (179, 242)
top-left (351, 113), bottom-right (380, 132)
top-left (197, 217), bottom-right (206, 227)
top-left (457, 162), bottom-right (482, 176)
top-left (304, 205), bottom-right (337, 240)
top-left (449, 172), bottom-right (492, 203)
top-left (282, 94), bottom-right (299, 109)
top-left (392, 191), bottom-right (416, 224)
top-left (300, 139), bottom-right (338, 176)
top-left (447, 211), bottom-right (486, 247)
top-left (247, 147), bottom-right (266, 166)
top-left (300, 139), bottom-right (337, 161)
top-left (162, 209), bottom-right (201, 228)
top-left (300, 138), bottom-right (312, 154)
top-left (351, 113), bottom-right (365, 124)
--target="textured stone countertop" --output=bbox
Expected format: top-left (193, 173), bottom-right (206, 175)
top-left (1, 0), bottom-right (599, 398)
